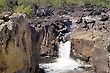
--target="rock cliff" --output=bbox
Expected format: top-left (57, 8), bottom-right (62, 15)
top-left (0, 9), bottom-right (72, 73)
top-left (70, 5), bottom-right (110, 73)
top-left (0, 5), bottom-right (110, 73)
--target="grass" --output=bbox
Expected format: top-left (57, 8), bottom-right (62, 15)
top-left (65, 0), bottom-right (110, 7)
top-left (38, 0), bottom-right (110, 7)
top-left (14, 5), bottom-right (32, 17)
top-left (0, 0), bottom-right (110, 16)
top-left (0, 0), bottom-right (6, 12)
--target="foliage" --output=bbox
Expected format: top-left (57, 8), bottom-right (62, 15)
top-left (51, 0), bottom-right (110, 7)
top-left (14, 5), bottom-right (32, 17)
top-left (0, 0), bottom-right (110, 15)
top-left (0, 0), bottom-right (6, 12)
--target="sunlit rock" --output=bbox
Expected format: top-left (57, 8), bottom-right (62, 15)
top-left (0, 13), bottom-right (41, 73)
top-left (0, 23), bottom-right (6, 31)
top-left (0, 20), bottom-right (4, 24)
top-left (70, 9), bottom-right (110, 72)
top-left (5, 20), bottom-right (13, 30)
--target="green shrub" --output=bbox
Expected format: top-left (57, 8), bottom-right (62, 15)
top-left (0, 0), bottom-right (6, 12)
top-left (18, 0), bottom-right (30, 6)
top-left (50, 0), bottom-right (65, 6)
top-left (14, 5), bottom-right (32, 17)
top-left (0, 0), bottom-right (110, 14)
top-left (100, 0), bottom-right (110, 7)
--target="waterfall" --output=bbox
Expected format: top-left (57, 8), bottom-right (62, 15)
top-left (58, 41), bottom-right (71, 59)
top-left (39, 41), bottom-right (83, 73)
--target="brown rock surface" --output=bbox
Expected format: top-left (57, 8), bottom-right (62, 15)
top-left (70, 7), bottom-right (110, 73)
top-left (0, 13), bottom-right (41, 73)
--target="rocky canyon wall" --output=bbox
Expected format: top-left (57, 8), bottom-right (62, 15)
top-left (0, 10), bottom-right (72, 73)
top-left (70, 5), bottom-right (110, 73)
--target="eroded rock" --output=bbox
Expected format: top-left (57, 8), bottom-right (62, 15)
top-left (0, 13), bottom-right (42, 73)
top-left (70, 6), bottom-right (110, 73)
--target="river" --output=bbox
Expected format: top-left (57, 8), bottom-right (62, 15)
top-left (39, 41), bottom-right (83, 73)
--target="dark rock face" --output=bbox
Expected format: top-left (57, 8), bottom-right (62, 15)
top-left (75, 17), bottom-right (83, 24)
top-left (31, 16), bottom-right (72, 57)
top-left (33, 6), bottom-right (54, 17)
top-left (89, 10), bottom-right (102, 15)
top-left (100, 15), bottom-right (109, 21)
top-left (0, 13), bottom-right (43, 73)
top-left (107, 45), bottom-right (110, 53)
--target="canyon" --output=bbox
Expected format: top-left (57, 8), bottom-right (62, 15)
top-left (0, 5), bottom-right (110, 73)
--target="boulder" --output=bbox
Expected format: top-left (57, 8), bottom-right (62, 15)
top-left (71, 35), bottom-right (94, 61)
top-left (2, 12), bottom-right (12, 17)
top-left (0, 23), bottom-right (6, 31)
top-left (100, 15), bottom-right (109, 21)
top-left (91, 47), bottom-right (110, 73)
top-left (0, 20), bottom-right (4, 24)
top-left (75, 17), bottom-right (83, 24)
top-left (0, 12), bottom-right (12, 22)
top-left (89, 9), bottom-right (102, 16)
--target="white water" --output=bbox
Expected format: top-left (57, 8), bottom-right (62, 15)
top-left (39, 41), bottom-right (83, 73)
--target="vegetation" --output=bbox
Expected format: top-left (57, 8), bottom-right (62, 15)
top-left (0, 0), bottom-right (6, 12)
top-left (0, 0), bottom-right (110, 15)
top-left (38, 0), bottom-right (110, 7)
top-left (14, 5), bottom-right (32, 16)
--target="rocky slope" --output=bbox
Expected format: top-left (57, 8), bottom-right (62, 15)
top-left (0, 7), bottom-right (72, 73)
top-left (0, 5), bottom-right (110, 73)
top-left (70, 5), bottom-right (110, 73)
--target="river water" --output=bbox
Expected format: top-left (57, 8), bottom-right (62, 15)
top-left (39, 41), bottom-right (83, 73)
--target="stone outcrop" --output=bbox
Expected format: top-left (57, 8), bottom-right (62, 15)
top-left (0, 13), bottom-right (42, 73)
top-left (31, 16), bottom-right (72, 57)
top-left (0, 10), bottom-right (72, 73)
top-left (70, 6), bottom-right (110, 73)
